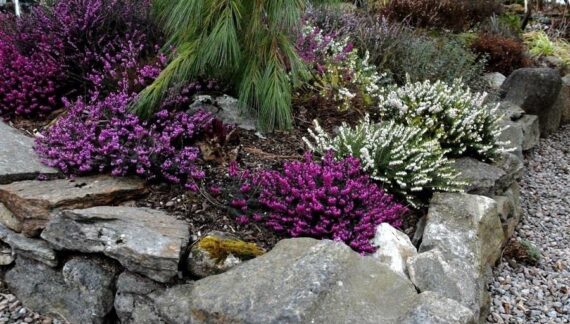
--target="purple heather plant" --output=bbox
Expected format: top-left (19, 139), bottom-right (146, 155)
top-left (229, 152), bottom-right (408, 254)
top-left (0, 0), bottom-right (159, 118)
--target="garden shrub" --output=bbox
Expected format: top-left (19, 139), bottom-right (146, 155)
top-left (524, 31), bottom-right (570, 65)
top-left (229, 153), bottom-right (408, 254)
top-left (471, 33), bottom-right (530, 75)
top-left (0, 0), bottom-right (159, 118)
top-left (304, 116), bottom-right (462, 207)
top-left (382, 0), bottom-right (502, 32)
top-left (295, 23), bottom-right (389, 112)
top-left (377, 78), bottom-right (506, 160)
top-left (305, 8), bottom-right (486, 89)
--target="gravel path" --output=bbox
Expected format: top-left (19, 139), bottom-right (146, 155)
top-left (488, 125), bottom-right (570, 323)
top-left (0, 289), bottom-right (53, 324)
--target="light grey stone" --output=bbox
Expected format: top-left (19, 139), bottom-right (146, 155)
top-left (0, 202), bottom-right (21, 233)
top-left (420, 193), bottom-right (505, 270)
top-left (484, 72), bottom-right (506, 90)
top-left (0, 176), bottom-right (147, 237)
top-left (454, 153), bottom-right (523, 196)
top-left (498, 101), bottom-right (526, 121)
top-left (0, 241), bottom-right (14, 265)
top-left (372, 223), bottom-right (417, 278)
top-left (517, 114), bottom-right (540, 151)
top-left (407, 249), bottom-right (487, 320)
top-left (498, 120), bottom-right (523, 159)
top-left (0, 122), bottom-right (58, 185)
top-left (0, 223), bottom-right (57, 267)
top-left (501, 68), bottom-right (562, 136)
top-left (5, 256), bottom-right (119, 324)
top-left (398, 291), bottom-right (476, 324)
top-left (114, 272), bottom-right (168, 324)
top-left (186, 238), bottom-right (418, 323)
top-left (41, 206), bottom-right (189, 283)
top-left (187, 95), bottom-right (257, 130)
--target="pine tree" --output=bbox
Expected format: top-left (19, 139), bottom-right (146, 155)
top-left (132, 0), bottom-right (337, 131)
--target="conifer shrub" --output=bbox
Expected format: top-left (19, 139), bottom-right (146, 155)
top-left (228, 153), bottom-right (408, 254)
top-left (304, 116), bottom-right (463, 207)
top-left (377, 78), bottom-right (506, 160)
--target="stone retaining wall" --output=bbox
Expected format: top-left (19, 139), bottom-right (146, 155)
top-left (0, 67), bottom-right (566, 324)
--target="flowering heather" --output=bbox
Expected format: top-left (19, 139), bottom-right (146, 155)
top-left (230, 153), bottom-right (408, 254)
top-left (0, 0), bottom-right (159, 118)
top-left (304, 115), bottom-right (463, 208)
top-left (378, 78), bottom-right (506, 160)
top-left (295, 23), bottom-right (388, 111)
top-left (35, 89), bottom-right (217, 191)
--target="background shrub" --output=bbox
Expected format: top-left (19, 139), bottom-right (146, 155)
top-left (306, 8), bottom-right (486, 89)
top-left (382, 0), bottom-right (502, 32)
top-left (378, 78), bottom-right (506, 160)
top-left (229, 153), bottom-right (408, 254)
top-left (304, 116), bottom-right (462, 207)
top-left (471, 33), bottom-right (530, 75)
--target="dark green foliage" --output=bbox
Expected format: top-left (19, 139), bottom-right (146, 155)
top-left (132, 0), bottom-right (337, 131)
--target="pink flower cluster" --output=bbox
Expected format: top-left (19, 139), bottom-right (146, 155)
top-left (230, 152), bottom-right (408, 253)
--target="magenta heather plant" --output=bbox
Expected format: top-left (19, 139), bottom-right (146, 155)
top-left (230, 152), bottom-right (408, 253)
top-left (0, 0), bottom-right (159, 118)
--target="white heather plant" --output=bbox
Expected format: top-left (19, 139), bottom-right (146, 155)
top-left (304, 115), bottom-right (463, 208)
top-left (377, 77), bottom-right (506, 160)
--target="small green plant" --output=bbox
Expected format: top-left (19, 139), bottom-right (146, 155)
top-left (377, 78), bottom-right (506, 160)
top-left (304, 115), bottom-right (463, 207)
top-left (524, 31), bottom-right (570, 64)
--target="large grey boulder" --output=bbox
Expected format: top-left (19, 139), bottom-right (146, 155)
top-left (420, 193), bottom-right (505, 270)
top-left (372, 223), bottom-right (418, 278)
top-left (41, 206), bottom-right (190, 283)
top-left (0, 176), bottom-right (147, 236)
top-left (559, 75), bottom-right (570, 124)
top-left (501, 68), bottom-right (562, 136)
top-left (0, 122), bottom-right (58, 185)
top-left (0, 223), bottom-right (57, 267)
top-left (398, 291), bottom-right (476, 324)
top-left (407, 250), bottom-right (485, 321)
top-left (454, 153), bottom-right (523, 196)
top-left (186, 238), bottom-right (417, 323)
top-left (5, 256), bottom-right (119, 324)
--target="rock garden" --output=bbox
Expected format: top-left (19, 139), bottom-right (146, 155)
top-left (0, 0), bottom-right (568, 323)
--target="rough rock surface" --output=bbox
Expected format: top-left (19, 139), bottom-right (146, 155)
top-left (0, 122), bottom-right (58, 185)
top-left (187, 238), bottom-right (418, 323)
top-left (114, 272), bottom-right (168, 324)
top-left (407, 249), bottom-right (486, 320)
top-left (0, 241), bottom-right (13, 265)
top-left (41, 206), bottom-right (189, 283)
top-left (187, 94), bottom-right (257, 130)
top-left (0, 224), bottom-right (57, 267)
top-left (559, 75), bottom-right (570, 124)
top-left (493, 183), bottom-right (521, 239)
top-left (420, 193), bottom-right (505, 270)
top-left (0, 289), bottom-right (52, 323)
top-left (454, 153), bottom-right (524, 196)
top-left (5, 256), bottom-right (119, 324)
top-left (498, 101), bottom-right (526, 121)
top-left (484, 72), bottom-right (506, 90)
top-left (0, 202), bottom-right (21, 233)
top-left (517, 114), bottom-right (540, 151)
top-left (501, 68), bottom-right (562, 136)
top-left (0, 176), bottom-right (147, 236)
top-left (398, 291), bottom-right (476, 324)
top-left (372, 223), bottom-right (417, 278)
top-left (498, 120), bottom-right (523, 159)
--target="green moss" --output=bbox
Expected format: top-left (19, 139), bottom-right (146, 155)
top-left (197, 235), bottom-right (265, 264)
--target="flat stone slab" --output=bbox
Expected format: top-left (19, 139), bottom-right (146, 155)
top-left (0, 223), bottom-right (57, 267)
top-left (0, 176), bottom-right (147, 236)
top-left (454, 153), bottom-right (523, 196)
top-left (42, 206), bottom-right (190, 283)
top-left (0, 122), bottom-right (58, 184)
